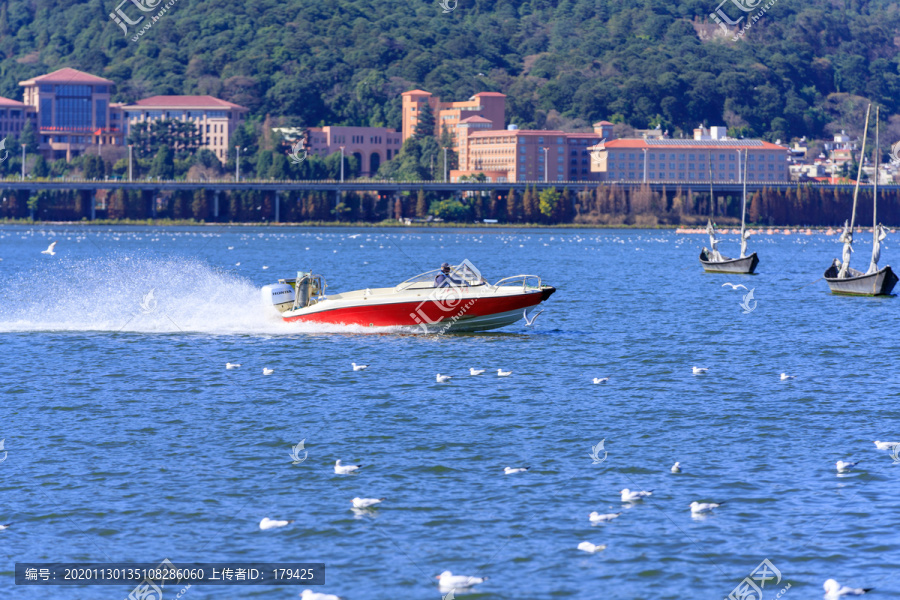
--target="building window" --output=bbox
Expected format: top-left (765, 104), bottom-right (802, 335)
top-left (40, 98), bottom-right (53, 127)
top-left (95, 99), bottom-right (107, 128)
top-left (39, 84), bottom-right (53, 93)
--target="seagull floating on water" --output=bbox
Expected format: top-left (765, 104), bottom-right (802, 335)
top-left (469, 368), bottom-right (485, 376)
top-left (692, 367), bottom-right (708, 375)
top-left (226, 363), bottom-right (241, 369)
top-left (352, 363), bottom-right (367, 371)
top-left (300, 590), bottom-right (343, 600)
top-left (0, 523), bottom-right (10, 531)
top-left (671, 462), bottom-right (682, 473)
top-left (227, 246), bottom-right (234, 250)
top-left (436, 374), bottom-right (452, 383)
top-left (690, 501), bottom-right (722, 514)
top-left (621, 488), bottom-right (652, 502)
top-left (874, 440), bottom-right (899, 450)
top-left (259, 517), bottom-right (294, 530)
top-left (577, 541), bottom-right (607, 553)
top-left (780, 373), bottom-right (796, 380)
top-left (351, 497), bottom-right (384, 509)
top-left (721, 282), bottom-right (747, 290)
top-left (436, 571), bottom-right (486, 591)
top-left (523, 309), bottom-right (543, 326)
top-left (836, 460), bottom-right (859, 472)
top-left (823, 578), bottom-right (873, 597)
top-left (41, 241), bottom-right (57, 255)
top-left (592, 377), bottom-right (609, 384)
top-left (504, 466), bottom-right (529, 475)
top-left (497, 369), bottom-right (512, 377)
top-left (589, 511), bottom-right (621, 523)
top-left (263, 367), bottom-right (274, 375)
top-left (334, 460), bottom-right (361, 475)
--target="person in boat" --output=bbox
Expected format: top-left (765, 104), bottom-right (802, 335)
top-left (434, 262), bottom-right (468, 288)
top-left (837, 220), bottom-right (853, 278)
top-left (867, 224), bottom-right (887, 274)
top-left (705, 219), bottom-right (723, 262)
top-left (740, 227), bottom-right (752, 258)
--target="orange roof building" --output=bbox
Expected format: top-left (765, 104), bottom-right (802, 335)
top-left (401, 90), bottom-right (506, 147)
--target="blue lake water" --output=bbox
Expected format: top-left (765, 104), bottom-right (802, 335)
top-left (1, 225), bottom-right (898, 599)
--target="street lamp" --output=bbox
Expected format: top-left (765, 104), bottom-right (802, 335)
top-left (21, 144), bottom-right (26, 180)
top-left (236, 147), bottom-right (246, 182)
top-left (642, 148), bottom-right (648, 182)
top-left (543, 147), bottom-right (549, 182)
top-left (128, 144), bottom-right (134, 182)
top-left (340, 146), bottom-right (345, 183)
top-left (443, 147), bottom-right (448, 182)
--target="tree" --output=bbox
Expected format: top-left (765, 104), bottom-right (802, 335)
top-left (19, 119), bottom-right (38, 153)
top-left (414, 102), bottom-right (435, 140)
top-left (192, 189), bottom-right (209, 220)
top-left (150, 146), bottom-right (175, 179)
top-left (32, 155), bottom-right (49, 178)
top-left (416, 189), bottom-right (427, 217)
top-left (506, 188), bottom-right (521, 222)
top-left (256, 150), bottom-right (273, 178)
top-left (83, 154), bottom-right (104, 179)
top-left (539, 187), bottom-right (560, 221)
top-left (429, 199), bottom-right (471, 221)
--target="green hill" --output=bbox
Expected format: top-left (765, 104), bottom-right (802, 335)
top-left (1, 0), bottom-right (898, 140)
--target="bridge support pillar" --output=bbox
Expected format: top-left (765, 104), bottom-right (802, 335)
top-left (274, 191), bottom-right (279, 223)
top-left (91, 190), bottom-right (96, 220)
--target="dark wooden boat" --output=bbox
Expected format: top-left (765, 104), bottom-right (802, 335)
top-left (824, 261), bottom-right (898, 296)
top-left (700, 250), bottom-right (759, 274)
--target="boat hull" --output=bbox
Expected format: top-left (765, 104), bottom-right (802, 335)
top-left (824, 265), bottom-right (898, 296)
top-left (699, 251), bottom-right (759, 274)
top-left (283, 286), bottom-right (556, 333)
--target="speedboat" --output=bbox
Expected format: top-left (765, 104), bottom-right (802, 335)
top-left (261, 259), bottom-right (556, 333)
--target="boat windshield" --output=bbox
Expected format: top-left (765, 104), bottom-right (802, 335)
top-left (395, 259), bottom-right (485, 290)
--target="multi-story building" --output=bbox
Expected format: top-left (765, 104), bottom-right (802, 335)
top-left (590, 138), bottom-right (788, 182)
top-left (401, 90), bottom-right (506, 146)
top-left (450, 120), bottom-right (614, 183)
top-left (304, 126), bottom-right (403, 176)
top-left (121, 96), bottom-right (248, 163)
top-left (18, 68), bottom-right (123, 160)
top-left (0, 96), bottom-right (32, 140)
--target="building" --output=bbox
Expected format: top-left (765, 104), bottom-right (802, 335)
top-left (589, 138), bottom-right (788, 182)
top-left (0, 96), bottom-right (32, 141)
top-left (401, 90), bottom-right (506, 146)
top-left (450, 120), bottom-right (613, 183)
top-left (304, 126), bottom-right (403, 177)
top-left (18, 68), bottom-right (123, 160)
top-left (121, 96), bottom-right (248, 163)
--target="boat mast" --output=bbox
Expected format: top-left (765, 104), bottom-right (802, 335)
top-left (849, 104), bottom-right (872, 231)
top-left (873, 106), bottom-right (879, 235)
top-left (740, 148), bottom-right (748, 257)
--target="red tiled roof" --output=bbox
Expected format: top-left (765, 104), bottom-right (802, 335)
top-left (473, 92), bottom-right (506, 97)
top-left (19, 68), bottom-right (114, 86)
top-left (460, 116), bottom-right (493, 124)
top-left (125, 95), bottom-right (247, 110)
top-left (594, 121), bottom-right (614, 126)
top-left (402, 89), bottom-right (432, 96)
top-left (0, 96), bottom-right (27, 108)
top-left (592, 139), bottom-right (786, 150)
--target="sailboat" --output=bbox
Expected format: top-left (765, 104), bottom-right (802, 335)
top-left (699, 148), bottom-right (759, 274)
top-left (824, 105), bottom-right (898, 296)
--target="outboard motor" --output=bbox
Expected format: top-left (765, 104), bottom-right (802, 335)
top-left (261, 282), bottom-right (295, 313)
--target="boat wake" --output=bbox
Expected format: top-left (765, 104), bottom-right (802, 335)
top-left (0, 255), bottom-right (402, 335)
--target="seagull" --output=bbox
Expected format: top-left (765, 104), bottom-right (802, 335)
top-left (504, 466), bottom-right (529, 475)
top-left (469, 368), bottom-right (485, 376)
top-left (823, 579), bottom-right (873, 597)
top-left (300, 590), bottom-right (342, 600)
top-left (523, 308), bottom-right (543, 326)
top-left (348, 234), bottom-right (361, 239)
top-left (690, 501), bottom-right (722, 514)
top-left (620, 488), bottom-right (652, 502)
top-left (263, 367), bottom-right (274, 375)
top-left (227, 246), bottom-right (234, 250)
top-left (436, 373), bottom-right (452, 383)
top-left (692, 367), bottom-right (708, 375)
top-left (577, 541), bottom-right (607, 553)
top-left (351, 497), bottom-right (385, 509)
top-left (874, 440), bottom-right (899, 450)
top-left (41, 241), bottom-right (57, 255)
top-left (592, 377), bottom-right (609, 384)
top-left (226, 363), bottom-right (241, 369)
top-left (780, 373), bottom-right (796, 380)
top-left (836, 460), bottom-right (859, 472)
top-left (262, 265), bottom-right (269, 270)
top-left (352, 363), bottom-right (367, 371)
top-left (334, 459), bottom-right (361, 474)
top-left (671, 462), bottom-right (682, 473)
top-left (436, 571), bottom-right (486, 591)
top-left (588, 511), bottom-right (621, 522)
top-left (0, 524), bottom-right (10, 530)
top-left (497, 369), bottom-right (512, 377)
top-left (259, 517), bottom-right (294, 530)
top-left (235, 262), bottom-right (241, 266)
top-left (721, 282), bottom-right (747, 290)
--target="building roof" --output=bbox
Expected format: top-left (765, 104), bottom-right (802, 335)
top-left (472, 92), bottom-right (506, 97)
top-left (19, 67), bottom-right (114, 86)
top-left (124, 95), bottom-right (247, 111)
top-left (591, 139), bottom-right (786, 150)
top-left (0, 96), bottom-right (27, 108)
top-left (459, 116), bottom-right (493, 124)
top-left (594, 121), bottom-right (614, 126)
top-left (401, 89), bottom-right (432, 96)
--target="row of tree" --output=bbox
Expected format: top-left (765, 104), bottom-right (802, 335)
top-left (3, 185), bottom-right (897, 226)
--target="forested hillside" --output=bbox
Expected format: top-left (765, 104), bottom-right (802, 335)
top-left (1, 0), bottom-right (899, 141)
